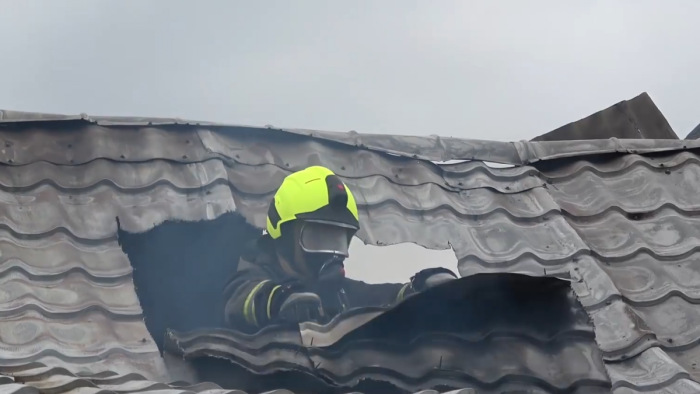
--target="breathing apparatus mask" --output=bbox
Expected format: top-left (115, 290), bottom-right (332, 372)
top-left (296, 220), bottom-right (355, 283)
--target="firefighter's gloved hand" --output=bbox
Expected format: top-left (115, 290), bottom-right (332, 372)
top-left (278, 292), bottom-right (325, 324)
top-left (264, 280), bottom-right (308, 321)
top-left (410, 267), bottom-right (458, 292)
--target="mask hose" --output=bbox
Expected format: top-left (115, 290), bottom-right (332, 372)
top-left (316, 254), bottom-right (346, 282)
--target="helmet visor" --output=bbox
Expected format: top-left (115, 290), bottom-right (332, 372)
top-left (299, 221), bottom-right (352, 256)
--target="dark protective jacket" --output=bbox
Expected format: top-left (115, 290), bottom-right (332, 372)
top-left (223, 235), bottom-right (410, 332)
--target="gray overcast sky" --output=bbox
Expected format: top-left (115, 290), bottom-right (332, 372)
top-left (1, 0), bottom-right (698, 281)
top-left (1, 0), bottom-right (698, 141)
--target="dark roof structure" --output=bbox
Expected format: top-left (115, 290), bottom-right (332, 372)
top-left (531, 92), bottom-right (679, 141)
top-left (0, 93), bottom-right (698, 393)
top-left (163, 273), bottom-right (610, 394)
top-left (686, 123), bottom-right (700, 140)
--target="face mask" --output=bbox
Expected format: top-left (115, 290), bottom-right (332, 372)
top-left (298, 221), bottom-right (351, 256)
top-left (304, 252), bottom-right (346, 283)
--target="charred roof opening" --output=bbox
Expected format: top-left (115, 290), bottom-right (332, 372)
top-left (117, 212), bottom-right (260, 352)
top-left (163, 273), bottom-right (611, 394)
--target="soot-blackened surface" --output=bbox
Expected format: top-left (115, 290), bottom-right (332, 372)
top-left (118, 212), bottom-right (260, 351)
top-left (166, 274), bottom-right (611, 394)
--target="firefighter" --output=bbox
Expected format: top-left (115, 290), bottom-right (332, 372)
top-left (223, 165), bottom-right (457, 332)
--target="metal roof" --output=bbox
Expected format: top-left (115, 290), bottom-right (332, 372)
top-left (686, 123), bottom-right (700, 140)
top-left (164, 274), bottom-right (610, 393)
top-left (531, 92), bottom-right (679, 141)
top-left (0, 103), bottom-right (697, 392)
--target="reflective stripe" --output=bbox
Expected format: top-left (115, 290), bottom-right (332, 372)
top-left (396, 283), bottom-right (411, 303)
top-left (267, 285), bottom-right (282, 319)
top-left (243, 280), bottom-right (270, 327)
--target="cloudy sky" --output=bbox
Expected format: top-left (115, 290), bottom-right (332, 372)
top-left (1, 0), bottom-right (698, 141)
top-left (1, 0), bottom-right (698, 282)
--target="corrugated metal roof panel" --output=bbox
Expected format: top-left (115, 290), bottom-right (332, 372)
top-left (0, 360), bottom-right (519, 394)
top-left (535, 152), bottom-right (700, 390)
top-left (0, 124), bottom-right (215, 165)
top-left (0, 124), bottom-right (239, 387)
top-left (0, 183), bottom-right (234, 240)
top-left (531, 92), bottom-right (679, 141)
top-left (0, 231), bottom-right (130, 279)
top-left (606, 347), bottom-right (700, 392)
top-left (0, 362), bottom-right (275, 394)
top-left (0, 108), bottom-right (696, 392)
top-left (2, 109), bottom-right (698, 164)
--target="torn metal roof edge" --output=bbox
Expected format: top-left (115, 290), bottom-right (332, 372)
top-left (1, 108), bottom-right (698, 166)
top-left (687, 122), bottom-right (700, 139)
top-left (531, 92), bottom-right (680, 141)
top-left (162, 273), bottom-right (610, 393)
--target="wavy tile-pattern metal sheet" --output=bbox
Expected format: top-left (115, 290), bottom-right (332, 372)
top-left (3, 109), bottom-right (699, 164)
top-left (0, 112), bottom-right (697, 392)
top-left (0, 230), bottom-right (131, 280)
top-left (535, 151), bottom-right (700, 391)
top-left (0, 361), bottom-right (295, 394)
top-left (0, 127), bottom-right (240, 387)
top-left (545, 163), bottom-right (700, 216)
top-left (568, 208), bottom-right (700, 260)
top-left (0, 233), bottom-right (167, 380)
top-left (425, 149), bottom-right (700, 391)
top-left (0, 361), bottom-right (505, 394)
top-left (0, 270), bottom-right (140, 316)
top-left (0, 183), bottom-right (234, 241)
top-left (605, 347), bottom-right (700, 393)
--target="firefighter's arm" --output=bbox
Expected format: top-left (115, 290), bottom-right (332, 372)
top-left (223, 269), bottom-right (303, 332)
top-left (342, 267), bottom-right (458, 308)
top-left (340, 278), bottom-right (405, 308)
top-left (404, 267), bottom-right (458, 298)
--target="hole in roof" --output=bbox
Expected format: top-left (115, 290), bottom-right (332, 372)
top-left (115, 212), bottom-right (461, 352)
top-left (114, 214), bottom-right (609, 393)
top-left (115, 213), bottom-right (460, 352)
top-left (117, 212), bottom-right (260, 352)
top-left (432, 159), bottom-right (516, 168)
top-left (432, 159), bottom-right (469, 165)
top-left (168, 267), bottom-right (608, 393)
top-left (115, 214), bottom-right (609, 392)
top-left (344, 240), bottom-right (458, 284)
top-left (482, 161), bottom-right (516, 168)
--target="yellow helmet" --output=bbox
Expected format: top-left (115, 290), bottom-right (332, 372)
top-left (266, 166), bottom-right (360, 240)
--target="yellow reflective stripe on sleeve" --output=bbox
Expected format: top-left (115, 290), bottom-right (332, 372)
top-left (267, 285), bottom-right (282, 319)
top-left (243, 280), bottom-right (270, 326)
top-left (396, 283), bottom-right (410, 303)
